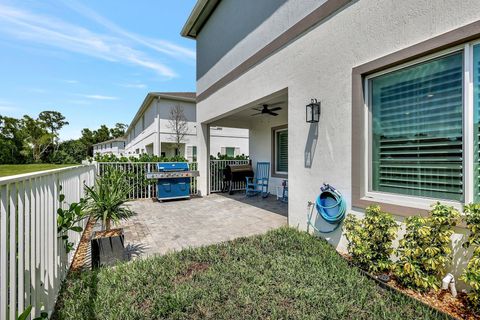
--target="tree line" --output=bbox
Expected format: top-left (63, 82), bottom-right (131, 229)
top-left (0, 111), bottom-right (127, 164)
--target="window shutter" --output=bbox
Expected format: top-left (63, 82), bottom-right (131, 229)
top-left (221, 147), bottom-right (226, 155)
top-left (474, 44), bottom-right (480, 202)
top-left (235, 147), bottom-right (240, 156)
top-left (186, 146), bottom-right (193, 161)
top-left (276, 130), bottom-right (288, 173)
top-left (370, 52), bottom-right (463, 201)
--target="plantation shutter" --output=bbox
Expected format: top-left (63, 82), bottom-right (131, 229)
top-left (370, 52), bottom-right (464, 201)
top-left (276, 129), bottom-right (288, 173)
top-left (186, 146), bottom-right (193, 162)
top-left (474, 45), bottom-right (480, 202)
top-left (221, 147), bottom-right (226, 155)
top-left (235, 147), bottom-right (240, 156)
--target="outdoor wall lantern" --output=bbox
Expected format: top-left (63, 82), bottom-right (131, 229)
top-left (306, 99), bottom-right (320, 123)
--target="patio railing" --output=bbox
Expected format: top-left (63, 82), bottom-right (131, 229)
top-left (96, 162), bottom-right (198, 199)
top-left (0, 165), bottom-right (95, 320)
top-left (210, 159), bottom-right (249, 193)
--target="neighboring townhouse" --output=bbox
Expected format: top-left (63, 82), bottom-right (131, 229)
top-left (92, 137), bottom-right (126, 156)
top-left (125, 92), bottom-right (248, 161)
top-left (182, 0), bottom-right (480, 278)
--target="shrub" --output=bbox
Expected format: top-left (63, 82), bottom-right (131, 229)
top-left (84, 167), bottom-right (135, 230)
top-left (460, 203), bottom-right (480, 311)
top-left (395, 202), bottom-right (460, 291)
top-left (343, 205), bottom-right (398, 273)
top-left (57, 186), bottom-right (87, 253)
top-left (93, 153), bottom-right (188, 163)
top-left (210, 153), bottom-right (249, 160)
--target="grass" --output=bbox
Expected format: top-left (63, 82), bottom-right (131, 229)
top-left (53, 227), bottom-right (449, 320)
top-left (0, 164), bottom-right (76, 177)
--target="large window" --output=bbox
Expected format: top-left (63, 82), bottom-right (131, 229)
top-left (364, 42), bottom-right (480, 205)
top-left (369, 52), bottom-right (464, 201)
top-left (225, 147), bottom-right (235, 157)
top-left (274, 127), bottom-right (288, 175)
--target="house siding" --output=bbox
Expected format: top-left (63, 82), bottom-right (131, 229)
top-left (193, 0), bottom-right (480, 283)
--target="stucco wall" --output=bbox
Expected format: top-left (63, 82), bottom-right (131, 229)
top-left (195, 0), bottom-right (480, 281)
top-left (197, 0), bottom-right (326, 93)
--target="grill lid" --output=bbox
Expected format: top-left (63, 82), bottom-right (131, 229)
top-left (157, 162), bottom-right (189, 172)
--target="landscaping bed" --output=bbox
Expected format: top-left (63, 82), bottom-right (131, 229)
top-left (54, 227), bottom-right (450, 319)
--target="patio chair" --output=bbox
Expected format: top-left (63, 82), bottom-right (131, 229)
top-left (245, 162), bottom-right (270, 198)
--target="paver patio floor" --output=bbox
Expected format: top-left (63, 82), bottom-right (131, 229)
top-left (120, 193), bottom-right (288, 259)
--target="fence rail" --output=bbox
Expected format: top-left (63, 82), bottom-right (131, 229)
top-left (0, 165), bottom-right (95, 320)
top-left (210, 159), bottom-right (249, 193)
top-left (96, 162), bottom-right (198, 199)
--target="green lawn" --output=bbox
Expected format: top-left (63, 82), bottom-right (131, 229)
top-left (53, 228), bottom-right (448, 320)
top-left (0, 164), bottom-right (77, 177)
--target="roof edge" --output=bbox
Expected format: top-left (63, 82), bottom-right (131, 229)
top-left (181, 0), bottom-right (219, 39)
top-left (125, 92), bottom-right (196, 135)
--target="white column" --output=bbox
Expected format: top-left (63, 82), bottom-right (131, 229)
top-left (197, 123), bottom-right (210, 196)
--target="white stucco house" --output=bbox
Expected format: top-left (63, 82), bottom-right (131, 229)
top-left (124, 92), bottom-right (248, 161)
top-left (92, 138), bottom-right (126, 156)
top-left (182, 0), bottom-right (480, 279)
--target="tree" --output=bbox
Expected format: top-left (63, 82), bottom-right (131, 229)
top-left (38, 111), bottom-right (69, 146)
top-left (167, 105), bottom-right (189, 154)
top-left (94, 125), bottom-right (111, 143)
top-left (0, 116), bottom-right (28, 164)
top-left (110, 123), bottom-right (127, 138)
top-left (22, 115), bottom-right (52, 162)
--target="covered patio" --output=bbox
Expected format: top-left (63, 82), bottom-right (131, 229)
top-left (119, 193), bottom-right (287, 259)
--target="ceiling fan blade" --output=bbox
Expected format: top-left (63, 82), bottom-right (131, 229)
top-left (268, 112), bottom-right (279, 116)
top-left (250, 112), bottom-right (263, 116)
top-left (269, 107), bottom-right (282, 111)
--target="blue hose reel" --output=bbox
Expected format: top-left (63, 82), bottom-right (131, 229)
top-left (307, 183), bottom-right (346, 233)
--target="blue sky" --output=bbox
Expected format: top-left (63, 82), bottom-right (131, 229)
top-left (0, 0), bottom-right (197, 140)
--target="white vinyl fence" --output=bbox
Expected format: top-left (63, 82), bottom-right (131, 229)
top-left (96, 162), bottom-right (198, 199)
top-left (210, 160), bottom-right (249, 193)
top-left (0, 165), bottom-right (95, 320)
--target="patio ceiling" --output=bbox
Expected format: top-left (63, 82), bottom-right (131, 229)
top-left (210, 93), bottom-right (287, 128)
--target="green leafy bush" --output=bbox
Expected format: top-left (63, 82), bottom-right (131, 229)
top-left (460, 203), bottom-right (480, 311)
top-left (93, 153), bottom-right (188, 163)
top-left (395, 202), bottom-right (460, 291)
top-left (57, 186), bottom-right (87, 252)
top-left (343, 205), bottom-right (398, 273)
top-left (84, 167), bottom-right (135, 230)
top-left (210, 153), bottom-right (249, 160)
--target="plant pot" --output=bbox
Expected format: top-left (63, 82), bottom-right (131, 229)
top-left (91, 228), bottom-right (126, 269)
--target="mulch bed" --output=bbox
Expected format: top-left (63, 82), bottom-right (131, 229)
top-left (70, 218), bottom-right (95, 272)
top-left (92, 228), bottom-right (123, 239)
top-left (341, 254), bottom-right (478, 320)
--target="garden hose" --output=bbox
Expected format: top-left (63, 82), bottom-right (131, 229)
top-left (307, 183), bottom-right (346, 233)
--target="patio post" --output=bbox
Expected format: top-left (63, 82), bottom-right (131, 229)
top-left (197, 123), bottom-right (210, 196)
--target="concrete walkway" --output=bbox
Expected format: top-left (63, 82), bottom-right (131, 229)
top-left (120, 193), bottom-right (288, 259)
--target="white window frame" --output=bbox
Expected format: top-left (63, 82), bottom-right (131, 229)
top-left (362, 42), bottom-right (479, 211)
top-left (274, 127), bottom-right (288, 176)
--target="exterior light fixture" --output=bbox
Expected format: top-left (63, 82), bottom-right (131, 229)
top-left (306, 99), bottom-right (320, 123)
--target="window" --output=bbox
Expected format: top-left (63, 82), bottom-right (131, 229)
top-left (225, 147), bottom-right (235, 157)
top-left (369, 52), bottom-right (464, 201)
top-left (272, 126), bottom-right (288, 176)
top-left (192, 146), bottom-right (197, 162)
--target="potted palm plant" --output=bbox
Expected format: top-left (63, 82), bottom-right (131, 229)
top-left (85, 167), bottom-right (135, 268)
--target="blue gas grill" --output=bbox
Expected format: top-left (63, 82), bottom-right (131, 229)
top-left (146, 162), bottom-right (199, 201)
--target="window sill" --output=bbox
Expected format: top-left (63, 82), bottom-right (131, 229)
top-left (272, 173), bottom-right (288, 179)
top-left (353, 191), bottom-right (463, 218)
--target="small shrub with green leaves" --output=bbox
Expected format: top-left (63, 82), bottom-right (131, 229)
top-left (84, 167), bottom-right (135, 230)
top-left (57, 186), bottom-right (86, 253)
top-left (343, 205), bottom-right (398, 273)
top-left (395, 202), bottom-right (460, 291)
top-left (460, 203), bottom-right (480, 311)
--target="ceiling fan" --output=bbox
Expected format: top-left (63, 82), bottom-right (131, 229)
top-left (250, 102), bottom-right (283, 116)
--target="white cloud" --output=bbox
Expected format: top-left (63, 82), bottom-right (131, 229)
top-left (0, 3), bottom-right (177, 78)
top-left (83, 94), bottom-right (118, 100)
top-left (64, 80), bottom-right (79, 84)
top-left (63, 0), bottom-right (195, 61)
